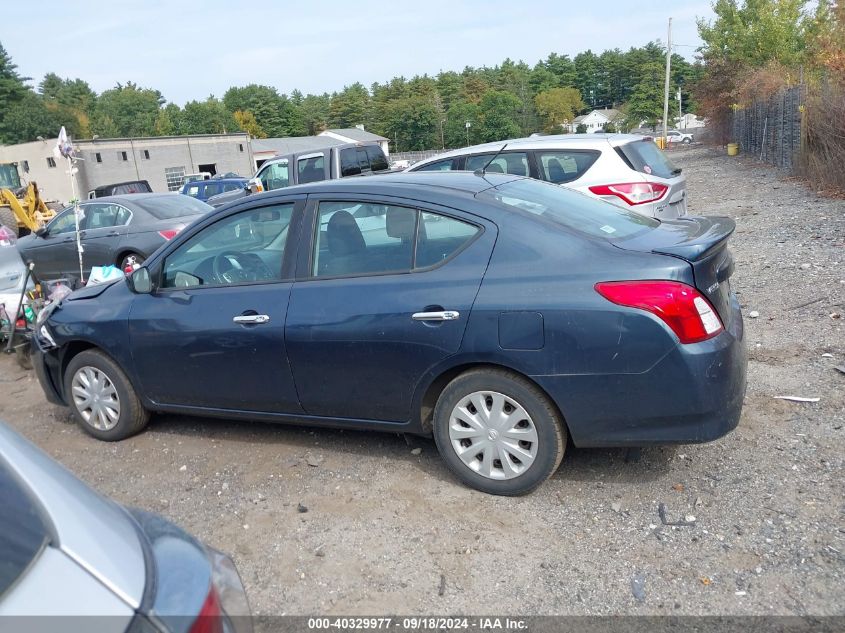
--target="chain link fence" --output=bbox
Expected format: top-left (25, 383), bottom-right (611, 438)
top-left (390, 150), bottom-right (453, 165)
top-left (731, 86), bottom-right (804, 170)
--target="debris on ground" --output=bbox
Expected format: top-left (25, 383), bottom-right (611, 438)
top-left (658, 502), bottom-right (696, 526)
top-left (774, 396), bottom-right (821, 403)
top-left (297, 503), bottom-right (309, 513)
top-left (631, 574), bottom-right (646, 602)
top-left (411, 447), bottom-right (422, 455)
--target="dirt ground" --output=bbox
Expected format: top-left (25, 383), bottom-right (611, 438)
top-left (0, 146), bottom-right (843, 617)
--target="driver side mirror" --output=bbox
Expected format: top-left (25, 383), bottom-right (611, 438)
top-left (127, 266), bottom-right (152, 294)
top-left (246, 178), bottom-right (263, 194)
top-left (35, 227), bottom-right (47, 237)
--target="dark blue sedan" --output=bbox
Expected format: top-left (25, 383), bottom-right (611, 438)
top-left (32, 172), bottom-right (746, 495)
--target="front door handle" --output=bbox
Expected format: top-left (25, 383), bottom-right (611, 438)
top-left (412, 310), bottom-right (460, 322)
top-left (233, 314), bottom-right (270, 324)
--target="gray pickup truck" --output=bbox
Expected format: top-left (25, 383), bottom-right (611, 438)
top-left (207, 141), bottom-right (392, 207)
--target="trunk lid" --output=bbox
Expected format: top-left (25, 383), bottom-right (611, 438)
top-left (614, 216), bottom-right (737, 325)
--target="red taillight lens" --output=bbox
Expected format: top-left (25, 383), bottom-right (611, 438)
top-left (595, 280), bottom-right (723, 344)
top-left (158, 229), bottom-right (181, 240)
top-left (189, 586), bottom-right (224, 633)
top-left (588, 182), bottom-right (669, 205)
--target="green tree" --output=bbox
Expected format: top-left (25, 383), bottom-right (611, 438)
top-left (698, 0), bottom-right (809, 68)
top-left (223, 84), bottom-right (288, 136)
top-left (0, 91), bottom-right (62, 144)
top-left (534, 87), bottom-right (586, 132)
top-left (444, 101), bottom-right (480, 147)
top-left (625, 62), bottom-right (665, 129)
top-left (180, 97), bottom-right (237, 134)
top-left (478, 91), bottom-right (521, 142)
top-left (299, 93), bottom-right (331, 134)
top-left (329, 83), bottom-right (370, 128)
top-left (93, 82), bottom-right (164, 137)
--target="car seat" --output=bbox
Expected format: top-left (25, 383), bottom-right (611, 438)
top-left (324, 210), bottom-right (366, 276)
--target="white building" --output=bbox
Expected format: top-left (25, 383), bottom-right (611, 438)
top-left (569, 108), bottom-right (624, 133)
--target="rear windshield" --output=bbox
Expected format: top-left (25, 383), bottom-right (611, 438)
top-left (0, 461), bottom-right (49, 598)
top-left (136, 196), bottom-right (212, 220)
top-left (618, 140), bottom-right (680, 179)
top-left (479, 178), bottom-right (658, 241)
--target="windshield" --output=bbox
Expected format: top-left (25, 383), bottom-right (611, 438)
top-left (479, 178), bottom-right (659, 241)
top-left (135, 196), bottom-right (212, 220)
top-left (0, 461), bottom-right (49, 598)
top-left (618, 140), bottom-right (680, 179)
top-left (0, 164), bottom-right (22, 189)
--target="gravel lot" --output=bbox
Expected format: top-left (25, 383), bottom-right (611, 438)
top-left (0, 146), bottom-right (843, 617)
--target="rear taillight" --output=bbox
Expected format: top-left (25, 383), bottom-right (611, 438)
top-left (589, 182), bottom-right (669, 205)
top-left (189, 586), bottom-right (223, 633)
top-left (595, 280), bottom-right (723, 344)
top-left (158, 229), bottom-right (181, 240)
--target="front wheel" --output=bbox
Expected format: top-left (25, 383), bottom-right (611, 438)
top-left (432, 368), bottom-right (566, 495)
top-left (64, 349), bottom-right (149, 440)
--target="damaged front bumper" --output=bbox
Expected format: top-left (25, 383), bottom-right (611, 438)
top-left (31, 345), bottom-right (66, 406)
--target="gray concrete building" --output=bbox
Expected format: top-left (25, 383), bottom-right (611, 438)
top-left (0, 133), bottom-right (253, 204)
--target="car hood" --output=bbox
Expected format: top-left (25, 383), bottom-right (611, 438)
top-left (0, 422), bottom-right (146, 608)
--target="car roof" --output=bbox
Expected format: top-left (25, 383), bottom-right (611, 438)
top-left (409, 133), bottom-right (649, 167)
top-left (259, 170), bottom-right (525, 199)
top-left (84, 193), bottom-right (181, 206)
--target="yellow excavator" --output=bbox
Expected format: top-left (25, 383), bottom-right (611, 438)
top-left (0, 162), bottom-right (55, 237)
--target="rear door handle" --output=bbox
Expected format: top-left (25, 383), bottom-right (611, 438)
top-left (412, 310), bottom-right (460, 322)
top-left (233, 314), bottom-right (270, 324)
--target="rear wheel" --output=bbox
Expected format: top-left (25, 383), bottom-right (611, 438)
top-left (683, 138), bottom-right (691, 144)
top-left (432, 368), bottom-right (566, 495)
top-left (64, 349), bottom-right (149, 441)
top-left (0, 205), bottom-right (18, 237)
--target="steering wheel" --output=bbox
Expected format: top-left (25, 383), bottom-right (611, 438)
top-left (212, 251), bottom-right (249, 284)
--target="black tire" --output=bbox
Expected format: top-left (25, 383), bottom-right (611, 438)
top-left (683, 138), bottom-right (691, 144)
top-left (432, 368), bottom-right (566, 495)
top-left (63, 349), bottom-right (149, 441)
top-left (0, 205), bottom-right (18, 237)
top-left (119, 252), bottom-right (144, 271)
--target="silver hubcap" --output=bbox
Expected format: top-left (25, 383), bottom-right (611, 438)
top-left (71, 366), bottom-right (121, 431)
top-left (448, 390), bottom-right (538, 480)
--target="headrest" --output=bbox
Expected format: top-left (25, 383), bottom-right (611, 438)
top-left (386, 207), bottom-right (416, 240)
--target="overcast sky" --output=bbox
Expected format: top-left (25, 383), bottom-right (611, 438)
top-left (4, 1), bottom-right (714, 105)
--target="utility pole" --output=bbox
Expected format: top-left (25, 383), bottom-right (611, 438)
top-left (662, 17), bottom-right (672, 146)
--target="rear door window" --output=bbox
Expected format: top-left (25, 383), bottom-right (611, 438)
top-left (466, 152), bottom-right (530, 176)
top-left (415, 158), bottom-right (457, 172)
top-left (617, 140), bottom-right (680, 179)
top-left (202, 183), bottom-right (222, 198)
top-left (340, 148), bottom-right (361, 177)
top-left (0, 462), bottom-right (49, 598)
top-left (312, 202), bottom-right (480, 278)
top-left (535, 150), bottom-right (600, 184)
top-left (297, 155), bottom-right (326, 184)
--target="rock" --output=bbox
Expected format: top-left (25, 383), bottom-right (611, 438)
top-left (305, 454), bottom-right (323, 467)
top-left (179, 465), bottom-right (187, 472)
top-left (685, 515), bottom-right (697, 523)
top-left (611, 502), bottom-right (622, 513)
top-left (297, 503), bottom-right (309, 513)
top-left (694, 496), bottom-right (703, 508)
top-left (243, 524), bottom-right (249, 530)
top-left (221, 482), bottom-right (229, 490)
top-left (631, 574), bottom-right (646, 602)
top-left (315, 546), bottom-right (325, 557)
top-left (800, 263), bottom-right (811, 270)
top-left (411, 447), bottom-right (422, 455)
top-left (748, 311), bottom-right (760, 318)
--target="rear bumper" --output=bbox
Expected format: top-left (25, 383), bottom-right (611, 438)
top-left (32, 347), bottom-right (66, 406)
top-left (533, 326), bottom-right (747, 448)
